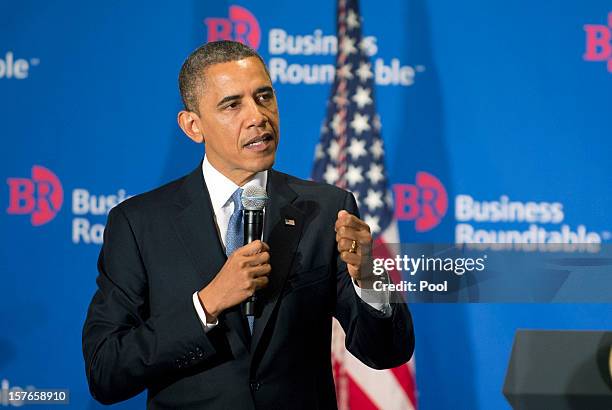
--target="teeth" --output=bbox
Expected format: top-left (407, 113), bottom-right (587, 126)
top-left (246, 135), bottom-right (269, 147)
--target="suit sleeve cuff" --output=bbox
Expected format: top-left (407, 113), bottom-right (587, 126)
top-left (352, 277), bottom-right (392, 318)
top-left (192, 292), bottom-right (218, 332)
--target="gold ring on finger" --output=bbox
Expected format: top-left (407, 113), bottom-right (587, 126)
top-left (349, 240), bottom-right (358, 253)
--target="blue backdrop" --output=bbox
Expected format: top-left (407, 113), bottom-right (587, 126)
top-left (1, 1), bottom-right (611, 409)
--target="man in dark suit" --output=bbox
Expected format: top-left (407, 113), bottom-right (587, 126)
top-left (82, 40), bottom-right (414, 409)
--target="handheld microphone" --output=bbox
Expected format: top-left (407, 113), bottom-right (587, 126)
top-left (241, 185), bottom-right (268, 317)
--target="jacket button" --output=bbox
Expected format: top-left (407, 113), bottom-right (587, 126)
top-left (175, 359), bottom-right (182, 369)
top-left (189, 351), bottom-right (196, 360)
top-left (197, 350), bottom-right (204, 358)
top-left (250, 382), bottom-right (261, 391)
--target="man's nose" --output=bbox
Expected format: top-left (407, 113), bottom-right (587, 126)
top-left (244, 98), bottom-right (267, 128)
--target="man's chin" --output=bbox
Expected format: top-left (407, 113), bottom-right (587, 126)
top-left (244, 154), bottom-right (276, 173)
top-left (257, 157), bottom-right (276, 172)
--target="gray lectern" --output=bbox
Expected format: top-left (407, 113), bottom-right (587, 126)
top-left (503, 330), bottom-right (612, 409)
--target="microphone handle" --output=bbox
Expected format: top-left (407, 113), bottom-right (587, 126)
top-left (244, 210), bottom-right (264, 244)
top-left (243, 209), bottom-right (264, 316)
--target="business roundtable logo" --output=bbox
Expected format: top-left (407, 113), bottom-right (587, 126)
top-left (6, 165), bottom-right (131, 244)
top-left (6, 165), bottom-right (63, 226)
top-left (204, 5), bottom-right (424, 87)
top-left (0, 51), bottom-right (39, 80)
top-left (393, 171), bottom-right (448, 232)
top-left (583, 12), bottom-right (612, 72)
top-left (392, 171), bottom-right (607, 246)
top-left (204, 5), bottom-right (261, 49)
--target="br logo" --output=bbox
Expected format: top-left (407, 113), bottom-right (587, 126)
top-left (6, 165), bottom-right (63, 226)
top-left (205, 5), bottom-right (261, 50)
top-left (393, 171), bottom-right (448, 232)
top-left (583, 12), bottom-right (612, 72)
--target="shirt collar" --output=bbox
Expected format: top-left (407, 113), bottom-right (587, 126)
top-left (202, 155), bottom-right (268, 212)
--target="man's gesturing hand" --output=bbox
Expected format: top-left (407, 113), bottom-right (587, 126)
top-left (335, 210), bottom-right (375, 288)
top-left (198, 240), bottom-right (270, 322)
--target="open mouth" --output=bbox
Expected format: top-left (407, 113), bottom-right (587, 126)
top-left (244, 133), bottom-right (273, 149)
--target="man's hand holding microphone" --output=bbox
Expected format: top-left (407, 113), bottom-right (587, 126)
top-left (198, 240), bottom-right (271, 324)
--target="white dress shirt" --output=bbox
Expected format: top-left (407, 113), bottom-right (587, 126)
top-left (192, 155), bottom-right (390, 331)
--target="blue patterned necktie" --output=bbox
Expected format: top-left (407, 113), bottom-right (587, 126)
top-left (225, 188), bottom-right (244, 257)
top-left (224, 187), bottom-right (254, 334)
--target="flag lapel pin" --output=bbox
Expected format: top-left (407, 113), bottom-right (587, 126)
top-left (284, 218), bottom-right (295, 226)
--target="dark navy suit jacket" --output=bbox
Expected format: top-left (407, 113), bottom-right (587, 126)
top-left (82, 163), bottom-right (414, 409)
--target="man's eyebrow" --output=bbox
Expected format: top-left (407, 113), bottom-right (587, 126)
top-left (255, 86), bottom-right (274, 95)
top-left (216, 87), bottom-right (274, 108)
top-left (216, 94), bottom-right (242, 108)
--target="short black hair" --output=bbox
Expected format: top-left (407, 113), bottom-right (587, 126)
top-left (178, 40), bottom-right (270, 113)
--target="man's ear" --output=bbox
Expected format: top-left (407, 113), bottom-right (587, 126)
top-left (177, 110), bottom-right (205, 143)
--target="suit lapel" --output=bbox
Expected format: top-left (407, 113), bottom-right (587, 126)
top-left (172, 162), bottom-right (251, 350)
top-left (251, 169), bottom-right (304, 355)
top-left (172, 164), bottom-right (225, 284)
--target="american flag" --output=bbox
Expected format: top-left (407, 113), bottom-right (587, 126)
top-left (311, 0), bottom-right (417, 408)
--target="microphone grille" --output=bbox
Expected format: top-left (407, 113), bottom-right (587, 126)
top-left (241, 185), bottom-right (268, 211)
